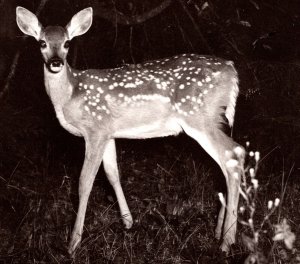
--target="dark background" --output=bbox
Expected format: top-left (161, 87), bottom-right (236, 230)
top-left (0, 0), bottom-right (299, 263)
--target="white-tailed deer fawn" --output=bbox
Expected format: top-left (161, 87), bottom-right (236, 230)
top-left (16, 6), bottom-right (245, 255)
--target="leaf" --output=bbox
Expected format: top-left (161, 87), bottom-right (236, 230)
top-left (284, 232), bottom-right (296, 250)
top-left (240, 21), bottom-right (251, 27)
top-left (273, 218), bottom-right (296, 250)
top-left (242, 233), bottom-right (255, 252)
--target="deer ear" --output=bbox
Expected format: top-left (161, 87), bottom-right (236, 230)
top-left (16, 6), bottom-right (42, 40)
top-left (66, 7), bottom-right (93, 40)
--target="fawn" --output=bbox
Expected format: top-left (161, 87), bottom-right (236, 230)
top-left (16, 6), bottom-right (245, 254)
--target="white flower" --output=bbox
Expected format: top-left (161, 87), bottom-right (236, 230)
top-left (267, 200), bottom-right (273, 210)
top-left (251, 179), bottom-right (258, 189)
top-left (274, 198), bottom-right (280, 207)
top-left (248, 218), bottom-right (253, 226)
top-left (254, 151), bottom-right (260, 162)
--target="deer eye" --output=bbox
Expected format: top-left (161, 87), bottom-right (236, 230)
top-left (64, 40), bottom-right (70, 49)
top-left (39, 40), bottom-right (47, 49)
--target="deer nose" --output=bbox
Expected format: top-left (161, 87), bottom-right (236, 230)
top-left (47, 57), bottom-right (64, 73)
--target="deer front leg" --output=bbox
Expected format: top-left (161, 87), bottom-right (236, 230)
top-left (102, 139), bottom-right (133, 229)
top-left (68, 134), bottom-right (108, 255)
top-left (215, 196), bottom-right (226, 240)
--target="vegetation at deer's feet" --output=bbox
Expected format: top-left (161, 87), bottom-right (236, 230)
top-left (224, 145), bottom-right (299, 263)
top-left (0, 116), bottom-right (299, 263)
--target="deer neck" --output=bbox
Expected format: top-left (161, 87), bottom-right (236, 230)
top-left (44, 63), bottom-right (75, 109)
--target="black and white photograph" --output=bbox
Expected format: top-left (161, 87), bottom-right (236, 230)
top-left (0, 0), bottom-right (299, 263)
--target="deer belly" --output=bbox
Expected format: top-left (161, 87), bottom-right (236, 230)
top-left (113, 118), bottom-right (182, 139)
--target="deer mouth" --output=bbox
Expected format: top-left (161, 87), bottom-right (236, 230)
top-left (47, 58), bottom-right (64, 73)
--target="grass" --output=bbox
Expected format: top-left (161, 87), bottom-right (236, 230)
top-left (235, 147), bottom-right (298, 263)
top-left (0, 112), bottom-right (299, 263)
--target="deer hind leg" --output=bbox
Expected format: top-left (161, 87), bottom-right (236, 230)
top-left (220, 147), bottom-right (245, 252)
top-left (102, 139), bottom-right (133, 229)
top-left (68, 134), bottom-right (108, 255)
top-left (180, 120), bottom-right (245, 252)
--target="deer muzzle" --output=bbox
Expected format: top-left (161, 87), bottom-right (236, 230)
top-left (47, 57), bottom-right (64, 73)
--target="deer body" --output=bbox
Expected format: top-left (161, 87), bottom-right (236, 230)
top-left (45, 55), bottom-right (237, 140)
top-left (16, 6), bottom-right (245, 255)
